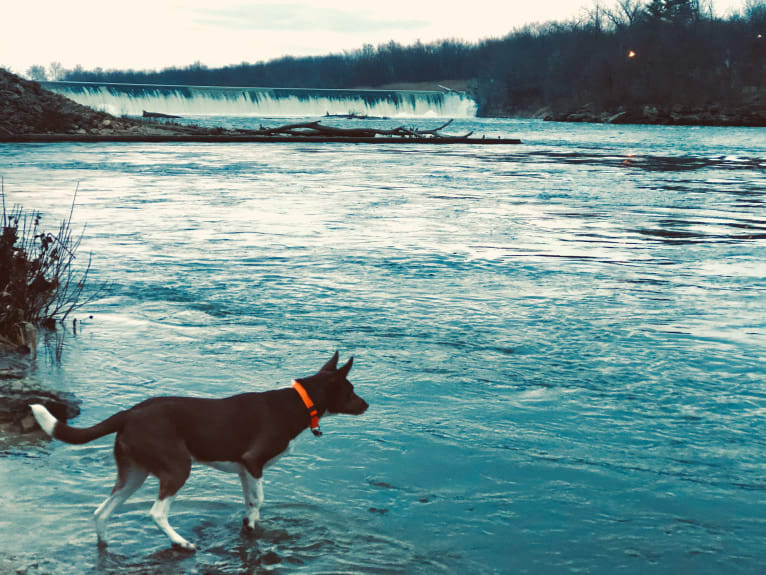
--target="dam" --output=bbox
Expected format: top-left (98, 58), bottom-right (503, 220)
top-left (41, 81), bottom-right (478, 118)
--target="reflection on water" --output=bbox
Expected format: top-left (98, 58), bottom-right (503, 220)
top-left (0, 118), bottom-right (765, 574)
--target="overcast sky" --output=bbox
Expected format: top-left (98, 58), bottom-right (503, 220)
top-left (1, 0), bottom-right (749, 74)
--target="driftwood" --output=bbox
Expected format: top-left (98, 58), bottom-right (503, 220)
top-left (254, 119), bottom-right (474, 140)
top-left (2, 118), bottom-right (522, 144)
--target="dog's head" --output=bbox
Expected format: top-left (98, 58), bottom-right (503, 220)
top-left (316, 352), bottom-right (368, 416)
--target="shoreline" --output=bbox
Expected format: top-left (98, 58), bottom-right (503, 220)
top-left (530, 102), bottom-right (766, 128)
top-left (543, 112), bottom-right (766, 128)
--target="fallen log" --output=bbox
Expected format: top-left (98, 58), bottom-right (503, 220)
top-left (143, 110), bottom-right (181, 119)
top-left (250, 118), bottom-right (476, 140)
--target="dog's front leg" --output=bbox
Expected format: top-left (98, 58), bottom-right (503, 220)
top-left (238, 465), bottom-right (264, 529)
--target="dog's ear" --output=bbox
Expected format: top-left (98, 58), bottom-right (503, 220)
top-left (338, 357), bottom-right (353, 378)
top-left (321, 351), bottom-right (340, 372)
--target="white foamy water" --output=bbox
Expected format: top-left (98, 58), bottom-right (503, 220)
top-left (41, 81), bottom-right (478, 118)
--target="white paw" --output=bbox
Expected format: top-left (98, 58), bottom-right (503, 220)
top-left (172, 539), bottom-right (197, 552)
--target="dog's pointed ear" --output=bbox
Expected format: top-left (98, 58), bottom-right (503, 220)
top-left (321, 351), bottom-right (340, 372)
top-left (338, 357), bottom-right (353, 378)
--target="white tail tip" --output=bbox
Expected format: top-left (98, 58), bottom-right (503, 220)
top-left (30, 404), bottom-right (58, 436)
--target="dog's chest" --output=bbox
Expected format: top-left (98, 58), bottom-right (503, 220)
top-left (196, 442), bottom-right (295, 474)
top-left (263, 441), bottom-right (295, 469)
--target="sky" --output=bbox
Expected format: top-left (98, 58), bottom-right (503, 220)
top-left (1, 0), bottom-right (750, 75)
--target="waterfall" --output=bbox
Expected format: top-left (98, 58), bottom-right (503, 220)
top-left (42, 81), bottom-right (478, 118)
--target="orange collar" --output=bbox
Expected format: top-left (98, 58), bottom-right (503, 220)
top-left (292, 380), bottom-right (322, 436)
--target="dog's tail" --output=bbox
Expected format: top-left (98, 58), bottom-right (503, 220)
top-left (30, 404), bottom-right (128, 445)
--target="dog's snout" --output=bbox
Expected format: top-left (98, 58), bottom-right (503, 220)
top-left (349, 394), bottom-right (369, 415)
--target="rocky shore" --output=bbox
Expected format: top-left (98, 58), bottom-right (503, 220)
top-left (539, 93), bottom-right (766, 127)
top-left (0, 68), bottom-right (246, 139)
top-left (0, 348), bottom-right (80, 441)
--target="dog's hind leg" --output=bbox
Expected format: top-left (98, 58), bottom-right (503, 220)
top-left (94, 443), bottom-right (148, 546)
top-left (238, 466), bottom-right (264, 529)
top-left (94, 467), bottom-right (148, 545)
top-left (150, 456), bottom-right (195, 551)
top-left (150, 496), bottom-right (195, 551)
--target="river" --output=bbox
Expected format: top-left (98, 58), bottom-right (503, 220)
top-left (0, 117), bottom-right (765, 574)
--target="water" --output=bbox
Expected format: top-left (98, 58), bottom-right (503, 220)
top-left (40, 82), bottom-right (478, 118)
top-left (0, 118), bottom-right (765, 574)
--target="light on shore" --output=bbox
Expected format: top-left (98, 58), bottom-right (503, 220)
top-left (627, 50), bottom-right (637, 59)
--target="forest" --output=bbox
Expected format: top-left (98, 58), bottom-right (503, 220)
top-left (30, 0), bottom-right (766, 120)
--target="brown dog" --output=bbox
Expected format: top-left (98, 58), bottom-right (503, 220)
top-left (30, 352), bottom-right (368, 550)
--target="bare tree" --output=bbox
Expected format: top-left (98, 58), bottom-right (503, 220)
top-left (605, 0), bottom-right (644, 27)
top-left (48, 61), bottom-right (63, 81)
top-left (586, 1), bottom-right (605, 32)
top-left (25, 65), bottom-right (48, 81)
top-left (698, 0), bottom-right (714, 19)
top-left (745, 0), bottom-right (766, 21)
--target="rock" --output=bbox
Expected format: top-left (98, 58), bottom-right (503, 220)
top-left (19, 414), bottom-right (36, 432)
top-left (0, 350), bottom-right (30, 379)
top-left (0, 368), bottom-right (24, 380)
top-left (0, 382), bottom-right (81, 433)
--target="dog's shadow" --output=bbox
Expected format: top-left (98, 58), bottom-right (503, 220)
top-left (199, 516), bottom-right (295, 568)
top-left (95, 545), bottom-right (197, 575)
top-left (91, 507), bottom-right (332, 574)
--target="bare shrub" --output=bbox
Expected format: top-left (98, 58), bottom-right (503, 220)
top-left (1, 181), bottom-right (96, 352)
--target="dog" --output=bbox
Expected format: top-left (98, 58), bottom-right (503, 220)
top-left (29, 352), bottom-right (368, 551)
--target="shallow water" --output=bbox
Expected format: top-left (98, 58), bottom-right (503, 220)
top-left (1, 118), bottom-right (765, 574)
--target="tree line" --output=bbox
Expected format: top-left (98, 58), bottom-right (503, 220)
top-left (28, 0), bottom-right (766, 117)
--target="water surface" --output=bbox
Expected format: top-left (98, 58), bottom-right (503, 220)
top-left (0, 118), bottom-right (765, 574)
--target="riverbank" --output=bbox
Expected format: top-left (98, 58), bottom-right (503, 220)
top-left (539, 101), bottom-right (766, 127)
top-left (518, 85), bottom-right (766, 127)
